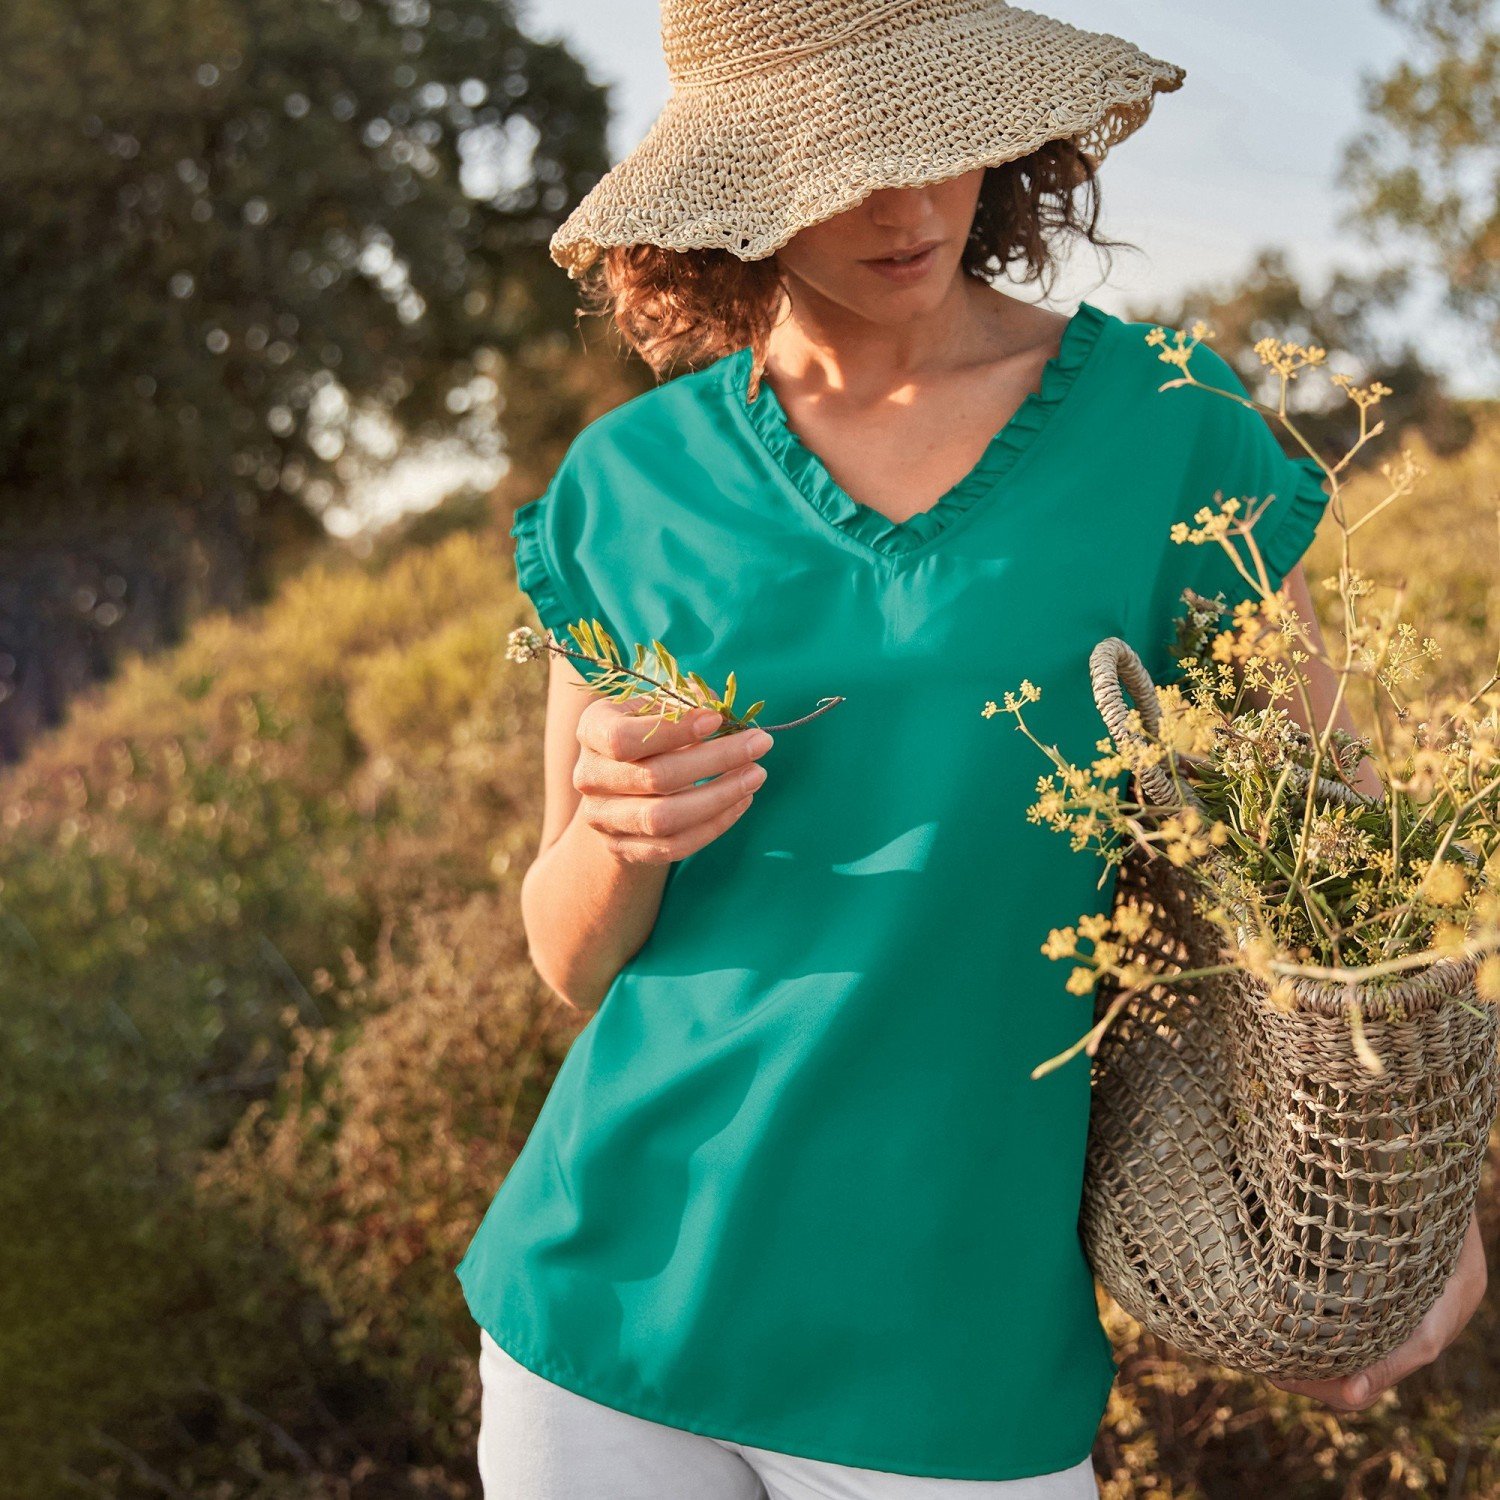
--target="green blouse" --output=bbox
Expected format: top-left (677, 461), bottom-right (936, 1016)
top-left (454, 298), bottom-right (1331, 1480)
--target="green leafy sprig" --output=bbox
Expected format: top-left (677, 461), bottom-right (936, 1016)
top-left (507, 618), bottom-right (844, 737)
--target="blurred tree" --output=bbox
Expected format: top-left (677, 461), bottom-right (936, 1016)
top-left (491, 315), bottom-right (654, 513)
top-left (1132, 246), bottom-right (1477, 460)
top-left (1340, 0), bottom-right (1498, 348)
top-left (0, 0), bottom-right (609, 755)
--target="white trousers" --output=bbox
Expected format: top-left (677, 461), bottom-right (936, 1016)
top-left (477, 1329), bottom-right (1102, 1500)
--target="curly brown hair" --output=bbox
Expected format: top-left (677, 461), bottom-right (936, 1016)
top-left (575, 139), bottom-right (1135, 400)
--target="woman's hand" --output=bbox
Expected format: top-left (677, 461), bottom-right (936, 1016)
top-left (1267, 1206), bottom-right (1488, 1411)
top-left (520, 665), bottom-right (777, 1011)
top-left (573, 698), bottom-right (774, 864)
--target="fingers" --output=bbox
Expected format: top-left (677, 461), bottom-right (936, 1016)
top-left (583, 749), bottom-right (769, 844)
top-left (1268, 1364), bottom-right (1397, 1414)
top-left (577, 697), bottom-right (725, 765)
top-left (578, 715), bottom-right (774, 800)
top-left (571, 697), bottom-right (776, 864)
top-left (603, 783), bottom-right (762, 865)
top-left (575, 697), bottom-right (737, 793)
top-left (1268, 1314), bottom-right (1443, 1411)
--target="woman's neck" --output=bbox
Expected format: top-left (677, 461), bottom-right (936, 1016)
top-left (763, 273), bottom-right (1010, 405)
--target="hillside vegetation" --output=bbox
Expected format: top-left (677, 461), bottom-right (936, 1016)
top-left (3, 414), bottom-right (1498, 1497)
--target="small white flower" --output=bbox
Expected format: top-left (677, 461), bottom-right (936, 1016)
top-left (505, 625), bottom-right (546, 663)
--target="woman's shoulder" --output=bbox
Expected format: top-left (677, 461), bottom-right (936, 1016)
top-left (1084, 308), bottom-right (1273, 457)
top-left (1091, 306), bottom-right (1216, 385)
top-left (509, 346), bottom-right (755, 651)
top-left (1110, 311), bottom-right (1259, 406)
top-left (557, 347), bottom-right (746, 480)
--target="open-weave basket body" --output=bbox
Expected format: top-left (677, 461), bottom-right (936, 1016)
top-left (1081, 638), bottom-right (1500, 1380)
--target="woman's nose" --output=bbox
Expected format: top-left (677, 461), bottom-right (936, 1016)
top-left (862, 185), bottom-right (937, 230)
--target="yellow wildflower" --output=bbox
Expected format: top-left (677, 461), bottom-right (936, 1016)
top-left (1476, 956), bottom-right (1500, 1003)
top-left (1420, 860), bottom-right (1468, 906)
top-left (1265, 978), bottom-right (1299, 1014)
top-left (1041, 927), bottom-right (1078, 960)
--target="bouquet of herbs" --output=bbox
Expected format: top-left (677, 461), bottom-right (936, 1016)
top-left (990, 322), bottom-right (1500, 1081)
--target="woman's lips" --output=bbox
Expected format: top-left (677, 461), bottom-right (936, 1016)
top-left (860, 241), bottom-right (940, 284)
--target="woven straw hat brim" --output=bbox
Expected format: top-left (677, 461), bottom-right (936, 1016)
top-left (550, 2), bottom-right (1185, 276)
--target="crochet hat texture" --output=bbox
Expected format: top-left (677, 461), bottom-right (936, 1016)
top-left (549, 0), bottom-right (1187, 277)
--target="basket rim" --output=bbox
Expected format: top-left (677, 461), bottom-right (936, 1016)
top-left (1123, 843), bottom-right (1489, 1020)
top-left (1272, 947), bottom-right (1483, 1018)
top-left (1207, 854), bottom-right (1488, 1018)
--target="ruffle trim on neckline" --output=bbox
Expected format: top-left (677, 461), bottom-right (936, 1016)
top-left (729, 299), bottom-right (1111, 558)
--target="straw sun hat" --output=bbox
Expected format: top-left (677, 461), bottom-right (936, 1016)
top-left (549, 0), bottom-right (1187, 277)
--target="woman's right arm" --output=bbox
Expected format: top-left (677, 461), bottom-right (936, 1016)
top-left (518, 651), bottom-right (775, 1013)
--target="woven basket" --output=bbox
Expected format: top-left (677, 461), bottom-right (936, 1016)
top-left (1079, 636), bottom-right (1500, 1380)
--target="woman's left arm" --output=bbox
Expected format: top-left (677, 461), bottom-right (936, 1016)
top-left (1246, 563), bottom-right (1490, 1412)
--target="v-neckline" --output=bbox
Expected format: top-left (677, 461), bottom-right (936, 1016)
top-left (728, 298), bottom-right (1111, 565)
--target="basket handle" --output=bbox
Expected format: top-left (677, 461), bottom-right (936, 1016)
top-left (1088, 637), bottom-right (1192, 812)
top-left (1088, 637), bottom-right (1387, 821)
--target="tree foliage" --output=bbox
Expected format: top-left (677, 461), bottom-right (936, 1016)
top-left (1133, 247), bottom-right (1477, 460)
top-left (1340, 0), bottom-right (1499, 346)
top-left (0, 0), bottom-right (610, 545)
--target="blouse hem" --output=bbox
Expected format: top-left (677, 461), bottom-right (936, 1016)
top-left (464, 1301), bottom-right (1115, 1483)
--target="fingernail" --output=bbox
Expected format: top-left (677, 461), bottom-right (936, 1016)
top-left (1348, 1375), bottom-right (1370, 1401)
top-left (745, 729), bottom-right (774, 754)
top-left (691, 710), bottom-right (722, 736)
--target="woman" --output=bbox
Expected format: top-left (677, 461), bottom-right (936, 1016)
top-left (454, 2), bottom-right (1489, 1496)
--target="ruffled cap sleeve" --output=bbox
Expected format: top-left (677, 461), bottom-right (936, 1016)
top-left (508, 446), bottom-right (609, 684)
top-left (1148, 343), bottom-right (1333, 673)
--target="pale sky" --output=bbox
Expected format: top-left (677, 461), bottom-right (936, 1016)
top-left (516, 0), bottom-right (1496, 396)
